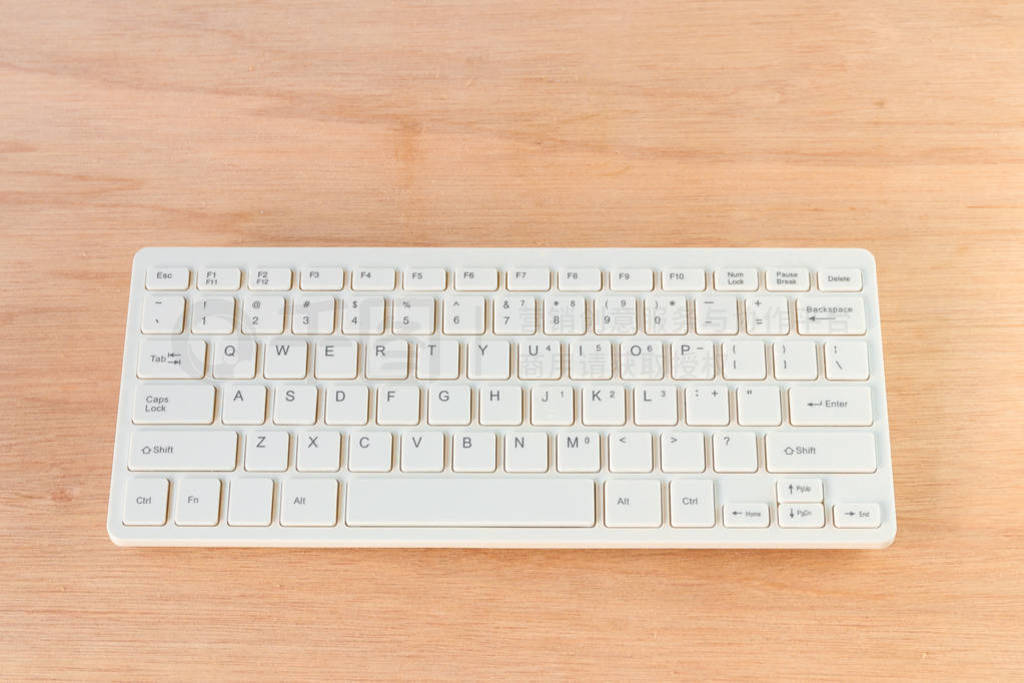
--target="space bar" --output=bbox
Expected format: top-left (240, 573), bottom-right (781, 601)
top-left (346, 479), bottom-right (596, 527)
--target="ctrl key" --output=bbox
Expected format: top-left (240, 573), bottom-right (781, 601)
top-left (669, 480), bottom-right (716, 527)
top-left (123, 478), bottom-right (169, 526)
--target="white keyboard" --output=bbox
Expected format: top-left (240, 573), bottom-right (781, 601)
top-left (108, 247), bottom-right (895, 548)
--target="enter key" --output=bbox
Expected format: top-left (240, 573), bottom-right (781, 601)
top-left (788, 386), bottom-right (873, 426)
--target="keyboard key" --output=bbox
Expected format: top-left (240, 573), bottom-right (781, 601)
top-left (737, 385), bottom-right (782, 426)
top-left (661, 433), bottom-right (705, 473)
top-left (818, 268), bottom-right (863, 292)
top-left (669, 480), bottom-right (715, 527)
top-left (493, 296), bottom-right (537, 335)
top-left (324, 385), bottom-right (369, 425)
top-left (174, 478), bottom-right (221, 526)
top-left (619, 340), bottom-right (664, 380)
top-left (633, 385), bottom-right (677, 426)
top-left (377, 386), bottom-right (420, 425)
top-left (723, 502), bottom-right (770, 528)
top-left (416, 340), bottom-right (460, 379)
top-left (453, 432), bottom-right (496, 472)
top-left (532, 386), bottom-right (574, 426)
top-left (455, 267), bottom-right (498, 291)
top-left (745, 296), bottom-right (790, 335)
top-left (779, 504), bottom-right (825, 528)
top-left (661, 268), bottom-right (705, 291)
top-left (403, 267), bottom-right (447, 291)
top-left (595, 296), bottom-right (638, 335)
top-left (582, 386), bottom-right (625, 426)
top-left (348, 431), bottom-right (392, 472)
top-left (146, 267), bottom-right (189, 290)
top-left (479, 385), bottom-right (523, 426)
top-left (773, 341), bottom-right (818, 380)
top-left (796, 296), bottom-right (867, 335)
top-left (788, 386), bottom-right (872, 426)
top-left (605, 480), bottom-right (661, 527)
top-left (296, 431), bottom-right (341, 472)
top-left (558, 268), bottom-right (601, 291)
top-left (212, 340), bottom-right (257, 380)
top-left (671, 342), bottom-right (715, 380)
top-left (714, 268), bottom-right (758, 291)
top-left (833, 503), bottom-right (881, 528)
top-left (227, 478), bottom-right (274, 526)
top-left (401, 431), bottom-right (444, 472)
top-left (292, 295), bottom-right (336, 334)
top-left (610, 268), bottom-right (654, 292)
top-left (273, 385), bottom-right (318, 425)
top-left (300, 267), bottom-right (345, 290)
top-left (765, 432), bottom-right (876, 473)
top-left (137, 339), bottom-right (206, 379)
top-left (133, 384), bottom-right (214, 424)
top-left (123, 478), bottom-right (169, 526)
top-left (504, 432), bottom-right (548, 472)
top-left (221, 384), bottom-right (267, 425)
top-left (519, 341), bottom-right (562, 380)
top-left (569, 341), bottom-right (612, 380)
top-left (444, 296), bottom-right (486, 334)
top-left (350, 267), bottom-right (395, 291)
top-left (192, 296), bottom-right (236, 334)
top-left (141, 295), bottom-right (185, 334)
top-left (392, 296), bottom-right (435, 334)
top-left (695, 295), bottom-right (738, 335)
top-left (197, 267), bottom-right (241, 291)
top-left (609, 432), bottom-right (653, 473)
top-left (766, 267), bottom-right (810, 291)
top-left (428, 385), bottom-right (472, 426)
top-left (544, 296), bottom-right (587, 335)
top-left (825, 341), bottom-right (870, 380)
top-left (280, 479), bottom-right (338, 527)
top-left (264, 341), bottom-right (308, 379)
top-left (776, 478), bottom-right (823, 503)
top-left (722, 341), bottom-right (766, 380)
top-left (557, 431), bottom-right (600, 472)
top-left (248, 267), bottom-right (292, 291)
top-left (242, 296), bottom-right (285, 334)
top-left (644, 296), bottom-right (687, 334)
top-left (365, 339), bottom-right (409, 379)
top-left (315, 340), bottom-right (359, 379)
top-left (506, 267), bottom-right (550, 291)
top-left (712, 432), bottom-right (757, 473)
top-left (347, 479), bottom-right (596, 527)
top-left (685, 385), bottom-right (729, 426)
top-left (245, 431), bottom-right (289, 472)
top-left (468, 340), bottom-right (510, 380)
top-left (343, 296), bottom-right (385, 334)
top-left (130, 431), bottom-right (237, 471)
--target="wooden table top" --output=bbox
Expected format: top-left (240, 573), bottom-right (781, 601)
top-left (2, 2), bottom-right (1023, 678)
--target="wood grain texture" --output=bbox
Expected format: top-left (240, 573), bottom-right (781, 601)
top-left (1, 1), bottom-right (1023, 678)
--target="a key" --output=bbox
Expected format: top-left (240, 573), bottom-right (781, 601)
top-left (454, 267), bottom-right (498, 291)
top-left (467, 340), bottom-right (510, 379)
top-left (146, 267), bottom-right (189, 290)
top-left (817, 268), bottom-right (862, 292)
top-left (130, 431), bottom-right (237, 471)
top-left (133, 384), bottom-right (215, 424)
top-left (212, 340), bottom-right (257, 380)
top-left (264, 341), bottom-right (308, 379)
top-left (776, 479), bottom-right (824, 503)
top-left (392, 296), bottom-right (435, 335)
top-left (197, 267), bottom-right (241, 291)
top-left (324, 385), bottom-right (370, 425)
top-left (619, 340), bottom-right (664, 380)
top-left (778, 503), bottom-right (825, 528)
top-left (661, 268), bottom-right (705, 291)
top-left (745, 296), bottom-right (790, 335)
top-left (712, 432), bottom-right (757, 473)
top-left (695, 295), bottom-right (738, 335)
top-left (300, 267), bottom-right (345, 291)
top-left (610, 268), bottom-right (654, 292)
top-left (765, 267), bottom-right (810, 292)
top-left (685, 385), bottom-right (729, 426)
top-left (765, 432), bottom-right (876, 473)
top-left (796, 296), bottom-right (867, 335)
top-left (504, 432), bottom-right (548, 472)
top-left (248, 268), bottom-right (292, 291)
top-left (479, 385), bottom-right (523, 426)
top-left (519, 341), bottom-right (562, 380)
top-left (272, 385), bottom-right (318, 425)
top-left (789, 386), bottom-right (872, 426)
top-left (350, 267), bottom-right (395, 291)
top-left (714, 268), bottom-right (758, 291)
top-left (141, 295), bottom-right (185, 334)
top-left (416, 340), bottom-right (460, 379)
top-left (724, 503), bottom-right (770, 528)
top-left (245, 431), bottom-right (289, 471)
top-left (227, 478), bottom-right (274, 526)
top-left (402, 267), bottom-right (447, 291)
top-left (137, 339), bottom-right (206, 379)
top-left (365, 340), bottom-right (409, 379)
top-left (609, 432), bottom-right (653, 473)
top-left (314, 340), bottom-right (359, 379)
top-left (174, 478), bottom-right (221, 526)
top-left (123, 478), bottom-right (169, 526)
top-left (595, 296), bottom-right (637, 335)
top-left (343, 296), bottom-right (385, 334)
top-left (671, 342), bottom-right (715, 380)
top-left (737, 385), bottom-right (782, 426)
top-left (604, 480), bottom-right (661, 527)
top-left (669, 480), bottom-right (715, 527)
top-left (644, 296), bottom-right (687, 334)
top-left (722, 341), bottom-right (766, 380)
top-left (242, 295), bottom-right (285, 334)
top-left (376, 386), bottom-right (420, 425)
top-left (825, 341), bottom-right (870, 380)
top-left (773, 341), bottom-right (818, 380)
top-left (544, 296), bottom-right (587, 335)
top-left (191, 296), bottom-right (236, 334)
top-left (221, 384), bottom-right (267, 425)
top-left (661, 432), bottom-right (706, 473)
top-left (506, 267), bottom-right (550, 291)
top-left (633, 385), bottom-right (677, 426)
top-left (296, 431), bottom-right (341, 472)
top-left (347, 431), bottom-right (393, 472)
top-left (428, 385), bottom-right (472, 425)
top-left (556, 432), bottom-right (600, 472)
top-left (582, 386), bottom-right (626, 426)
top-left (833, 503), bottom-right (881, 528)
top-left (346, 479), bottom-right (595, 527)
top-left (280, 479), bottom-right (338, 527)
top-left (558, 268), bottom-right (601, 291)
top-left (493, 296), bottom-right (537, 335)
top-left (401, 432), bottom-right (444, 472)
top-left (453, 432), bottom-right (496, 472)
top-left (569, 341), bottom-right (612, 380)
top-left (444, 296), bottom-right (486, 334)
top-left (292, 294), bottom-right (336, 334)
top-left (531, 386), bottom-right (574, 425)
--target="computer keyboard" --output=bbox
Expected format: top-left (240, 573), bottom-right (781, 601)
top-left (108, 247), bottom-right (895, 548)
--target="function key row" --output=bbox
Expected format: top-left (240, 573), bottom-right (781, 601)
top-left (146, 266), bottom-right (864, 293)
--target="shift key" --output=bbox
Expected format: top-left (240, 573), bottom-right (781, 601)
top-left (133, 384), bottom-right (215, 424)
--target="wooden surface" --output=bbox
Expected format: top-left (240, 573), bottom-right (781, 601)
top-left (2, 1), bottom-right (1023, 678)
